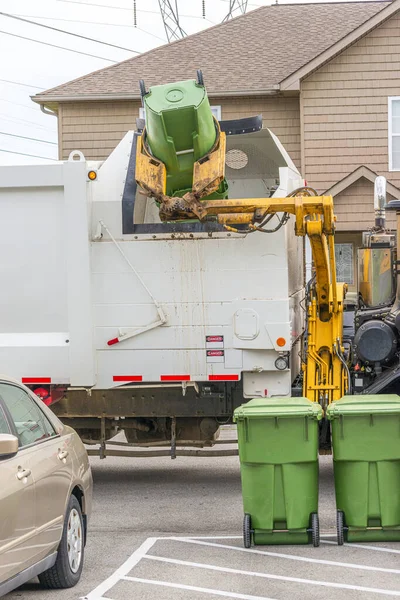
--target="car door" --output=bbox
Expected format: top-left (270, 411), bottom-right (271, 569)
top-left (0, 400), bottom-right (37, 583)
top-left (0, 383), bottom-right (73, 564)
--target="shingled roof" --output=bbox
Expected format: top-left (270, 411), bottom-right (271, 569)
top-left (33, 1), bottom-right (392, 103)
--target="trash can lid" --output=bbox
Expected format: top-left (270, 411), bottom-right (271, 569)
top-left (233, 397), bottom-right (323, 421)
top-left (327, 394), bottom-right (400, 419)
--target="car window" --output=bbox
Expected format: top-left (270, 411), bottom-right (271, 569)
top-left (0, 404), bottom-right (10, 434)
top-left (0, 383), bottom-right (56, 447)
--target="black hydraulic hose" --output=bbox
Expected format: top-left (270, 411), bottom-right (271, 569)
top-left (287, 186), bottom-right (319, 197)
top-left (223, 186), bottom-right (318, 234)
top-left (336, 339), bottom-right (352, 395)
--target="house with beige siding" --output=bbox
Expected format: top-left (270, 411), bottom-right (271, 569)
top-left (33, 0), bottom-right (400, 293)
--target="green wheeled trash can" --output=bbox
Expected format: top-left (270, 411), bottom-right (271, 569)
top-left (327, 395), bottom-right (400, 544)
top-left (233, 397), bottom-right (323, 547)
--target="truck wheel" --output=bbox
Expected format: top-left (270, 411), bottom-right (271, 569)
top-left (311, 512), bottom-right (320, 547)
top-left (39, 495), bottom-right (84, 589)
top-left (243, 513), bottom-right (252, 548)
top-left (337, 510), bottom-right (345, 546)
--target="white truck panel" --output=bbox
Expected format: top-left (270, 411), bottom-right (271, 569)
top-left (0, 127), bottom-right (305, 397)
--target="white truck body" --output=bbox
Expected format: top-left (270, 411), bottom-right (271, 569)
top-left (0, 126), bottom-right (304, 399)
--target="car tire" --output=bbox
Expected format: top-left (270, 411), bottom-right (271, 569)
top-left (39, 495), bottom-right (84, 589)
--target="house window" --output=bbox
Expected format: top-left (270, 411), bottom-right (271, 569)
top-left (139, 105), bottom-right (222, 121)
top-left (210, 105), bottom-right (222, 120)
top-left (335, 243), bottom-right (354, 285)
top-left (389, 97), bottom-right (400, 171)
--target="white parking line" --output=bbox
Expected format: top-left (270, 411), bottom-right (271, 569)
top-left (322, 540), bottom-right (400, 554)
top-left (144, 554), bottom-right (400, 597)
top-left (123, 576), bottom-right (277, 600)
top-left (82, 537), bottom-right (157, 600)
top-left (170, 537), bottom-right (400, 575)
top-left (83, 534), bottom-right (400, 600)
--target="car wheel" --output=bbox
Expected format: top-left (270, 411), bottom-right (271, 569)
top-left (39, 495), bottom-right (84, 589)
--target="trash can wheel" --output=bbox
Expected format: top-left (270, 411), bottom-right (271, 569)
top-left (311, 512), bottom-right (320, 547)
top-left (139, 79), bottom-right (148, 102)
top-left (337, 510), bottom-right (345, 546)
top-left (243, 514), bottom-right (252, 548)
top-left (196, 69), bottom-right (204, 87)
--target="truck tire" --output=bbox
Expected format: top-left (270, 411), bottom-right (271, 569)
top-left (39, 495), bottom-right (84, 589)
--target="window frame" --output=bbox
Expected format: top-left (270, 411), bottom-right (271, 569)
top-left (388, 96), bottom-right (400, 172)
top-left (0, 383), bottom-right (59, 450)
top-left (335, 242), bottom-right (354, 286)
top-left (0, 401), bottom-right (13, 437)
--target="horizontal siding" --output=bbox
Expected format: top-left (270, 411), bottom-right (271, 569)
top-left (59, 96), bottom-right (301, 168)
top-left (301, 12), bottom-right (400, 196)
top-left (334, 178), bottom-right (396, 231)
top-left (60, 101), bottom-right (140, 160)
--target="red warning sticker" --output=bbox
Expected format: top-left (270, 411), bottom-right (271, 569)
top-left (207, 350), bottom-right (224, 357)
top-left (206, 336), bottom-right (224, 343)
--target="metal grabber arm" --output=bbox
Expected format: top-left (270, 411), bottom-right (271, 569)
top-left (135, 122), bottom-right (347, 405)
top-left (197, 194), bottom-right (348, 405)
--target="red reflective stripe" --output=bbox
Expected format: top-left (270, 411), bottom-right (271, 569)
top-left (160, 375), bottom-right (190, 381)
top-left (113, 376), bottom-right (142, 382)
top-left (209, 375), bottom-right (239, 381)
top-left (107, 338), bottom-right (120, 346)
top-left (22, 377), bottom-right (52, 384)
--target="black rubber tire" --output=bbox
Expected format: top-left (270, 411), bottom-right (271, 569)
top-left (196, 69), bottom-right (204, 87)
top-left (243, 513), bottom-right (251, 549)
top-left (311, 512), bottom-right (320, 547)
top-left (337, 510), bottom-right (345, 546)
top-left (39, 495), bottom-right (84, 589)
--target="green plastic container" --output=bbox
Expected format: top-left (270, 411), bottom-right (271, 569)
top-left (234, 397), bottom-right (323, 546)
top-left (144, 79), bottom-right (221, 197)
top-left (327, 394), bottom-right (400, 543)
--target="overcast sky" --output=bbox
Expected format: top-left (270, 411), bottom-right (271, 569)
top-left (0, 0), bottom-right (379, 165)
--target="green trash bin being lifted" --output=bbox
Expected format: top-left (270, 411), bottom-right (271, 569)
top-left (234, 397), bottom-right (323, 547)
top-left (327, 395), bottom-right (400, 544)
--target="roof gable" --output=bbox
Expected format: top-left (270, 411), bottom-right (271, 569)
top-left (33, 1), bottom-right (391, 103)
top-left (281, 0), bottom-right (400, 90)
top-left (325, 165), bottom-right (400, 198)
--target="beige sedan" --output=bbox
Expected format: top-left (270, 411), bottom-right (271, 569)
top-left (0, 377), bottom-right (92, 596)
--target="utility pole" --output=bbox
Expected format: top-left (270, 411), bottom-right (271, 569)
top-left (158, 0), bottom-right (187, 42)
top-left (222, 0), bottom-right (249, 22)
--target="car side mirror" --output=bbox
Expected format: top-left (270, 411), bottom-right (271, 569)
top-left (0, 434), bottom-right (19, 458)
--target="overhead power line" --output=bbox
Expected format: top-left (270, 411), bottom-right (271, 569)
top-left (0, 30), bottom-right (118, 62)
top-left (0, 149), bottom-right (57, 160)
top-left (0, 11), bottom-right (140, 54)
top-left (0, 131), bottom-right (57, 145)
top-left (56, 0), bottom-right (210, 19)
top-left (6, 14), bottom-right (167, 41)
top-left (0, 78), bottom-right (45, 90)
top-left (0, 113), bottom-right (57, 132)
top-left (0, 97), bottom-right (43, 112)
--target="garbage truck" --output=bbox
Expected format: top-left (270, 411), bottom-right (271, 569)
top-left (1, 72), bottom-right (397, 456)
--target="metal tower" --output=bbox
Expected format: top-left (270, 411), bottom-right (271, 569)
top-left (222, 0), bottom-right (249, 22)
top-left (158, 0), bottom-right (187, 42)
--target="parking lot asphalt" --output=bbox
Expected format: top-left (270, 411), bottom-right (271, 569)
top-left (6, 427), bottom-right (400, 600)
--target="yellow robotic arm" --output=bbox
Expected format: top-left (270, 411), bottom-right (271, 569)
top-left (169, 193), bottom-right (348, 405)
top-left (135, 100), bottom-right (347, 405)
